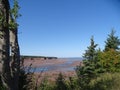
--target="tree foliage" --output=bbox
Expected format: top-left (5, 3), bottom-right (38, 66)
top-left (75, 30), bottom-right (120, 90)
top-left (97, 49), bottom-right (120, 72)
top-left (83, 36), bottom-right (98, 62)
top-left (105, 29), bottom-right (120, 51)
top-left (89, 73), bottom-right (120, 90)
top-left (55, 72), bottom-right (68, 90)
top-left (76, 36), bottom-right (98, 90)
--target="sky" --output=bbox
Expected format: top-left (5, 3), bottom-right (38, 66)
top-left (17, 0), bottom-right (120, 57)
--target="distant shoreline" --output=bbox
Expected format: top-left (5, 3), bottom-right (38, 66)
top-left (20, 55), bottom-right (58, 60)
top-left (20, 55), bottom-right (83, 61)
top-left (23, 56), bottom-right (82, 82)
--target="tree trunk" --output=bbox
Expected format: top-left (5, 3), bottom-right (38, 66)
top-left (10, 26), bottom-right (20, 90)
top-left (0, 0), bottom-right (13, 89)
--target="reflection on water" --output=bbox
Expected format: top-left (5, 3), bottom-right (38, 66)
top-left (25, 58), bottom-right (82, 73)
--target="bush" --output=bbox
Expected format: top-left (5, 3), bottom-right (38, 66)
top-left (89, 73), bottom-right (120, 90)
top-left (19, 70), bottom-right (35, 90)
top-left (54, 72), bottom-right (68, 90)
top-left (38, 77), bottom-right (54, 90)
top-left (66, 77), bottom-right (80, 90)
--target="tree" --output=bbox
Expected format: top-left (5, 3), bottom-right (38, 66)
top-left (55, 73), bottom-right (67, 90)
top-left (76, 36), bottom-right (98, 90)
top-left (9, 0), bottom-right (20, 89)
top-left (97, 49), bottom-right (120, 72)
top-left (83, 36), bottom-right (98, 62)
top-left (0, 0), bottom-right (13, 89)
top-left (104, 29), bottom-right (120, 51)
top-left (0, 0), bottom-right (20, 89)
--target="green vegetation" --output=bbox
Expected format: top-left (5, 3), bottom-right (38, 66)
top-left (21, 55), bottom-right (57, 59)
top-left (74, 30), bottom-right (120, 90)
top-left (75, 36), bottom-right (98, 90)
top-left (35, 30), bottom-right (120, 90)
top-left (104, 29), bottom-right (120, 51)
top-left (0, 0), bottom-right (120, 89)
top-left (89, 73), bottom-right (120, 90)
top-left (38, 77), bottom-right (54, 90)
top-left (54, 72), bottom-right (68, 90)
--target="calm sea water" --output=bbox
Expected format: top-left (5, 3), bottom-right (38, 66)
top-left (25, 57), bottom-right (83, 73)
top-left (59, 57), bottom-right (83, 61)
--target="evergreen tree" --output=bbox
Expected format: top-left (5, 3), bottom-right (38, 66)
top-left (55, 73), bottom-right (67, 90)
top-left (105, 29), bottom-right (120, 51)
top-left (76, 36), bottom-right (98, 90)
top-left (97, 49), bottom-right (120, 72)
top-left (83, 36), bottom-right (98, 62)
top-left (83, 36), bottom-right (98, 79)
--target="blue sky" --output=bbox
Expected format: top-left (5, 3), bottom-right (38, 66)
top-left (18, 0), bottom-right (120, 57)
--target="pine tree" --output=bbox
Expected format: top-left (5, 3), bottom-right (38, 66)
top-left (76, 36), bottom-right (98, 90)
top-left (105, 29), bottom-right (120, 51)
top-left (83, 36), bottom-right (98, 78)
top-left (83, 36), bottom-right (98, 62)
top-left (55, 73), bottom-right (67, 90)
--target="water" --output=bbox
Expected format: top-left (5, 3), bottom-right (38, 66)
top-left (25, 57), bottom-right (82, 73)
top-left (60, 57), bottom-right (83, 61)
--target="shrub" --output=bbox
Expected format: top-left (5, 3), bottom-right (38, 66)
top-left (38, 77), bottom-right (54, 90)
top-left (54, 72), bottom-right (68, 90)
top-left (89, 73), bottom-right (120, 90)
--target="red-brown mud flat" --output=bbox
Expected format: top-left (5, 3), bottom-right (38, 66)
top-left (34, 71), bottom-right (77, 83)
top-left (23, 58), bottom-right (82, 83)
top-left (23, 58), bottom-right (67, 67)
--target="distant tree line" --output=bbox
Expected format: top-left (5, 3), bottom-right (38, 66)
top-left (21, 55), bottom-right (58, 60)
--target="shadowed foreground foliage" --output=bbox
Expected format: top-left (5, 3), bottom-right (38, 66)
top-left (37, 72), bottom-right (120, 90)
